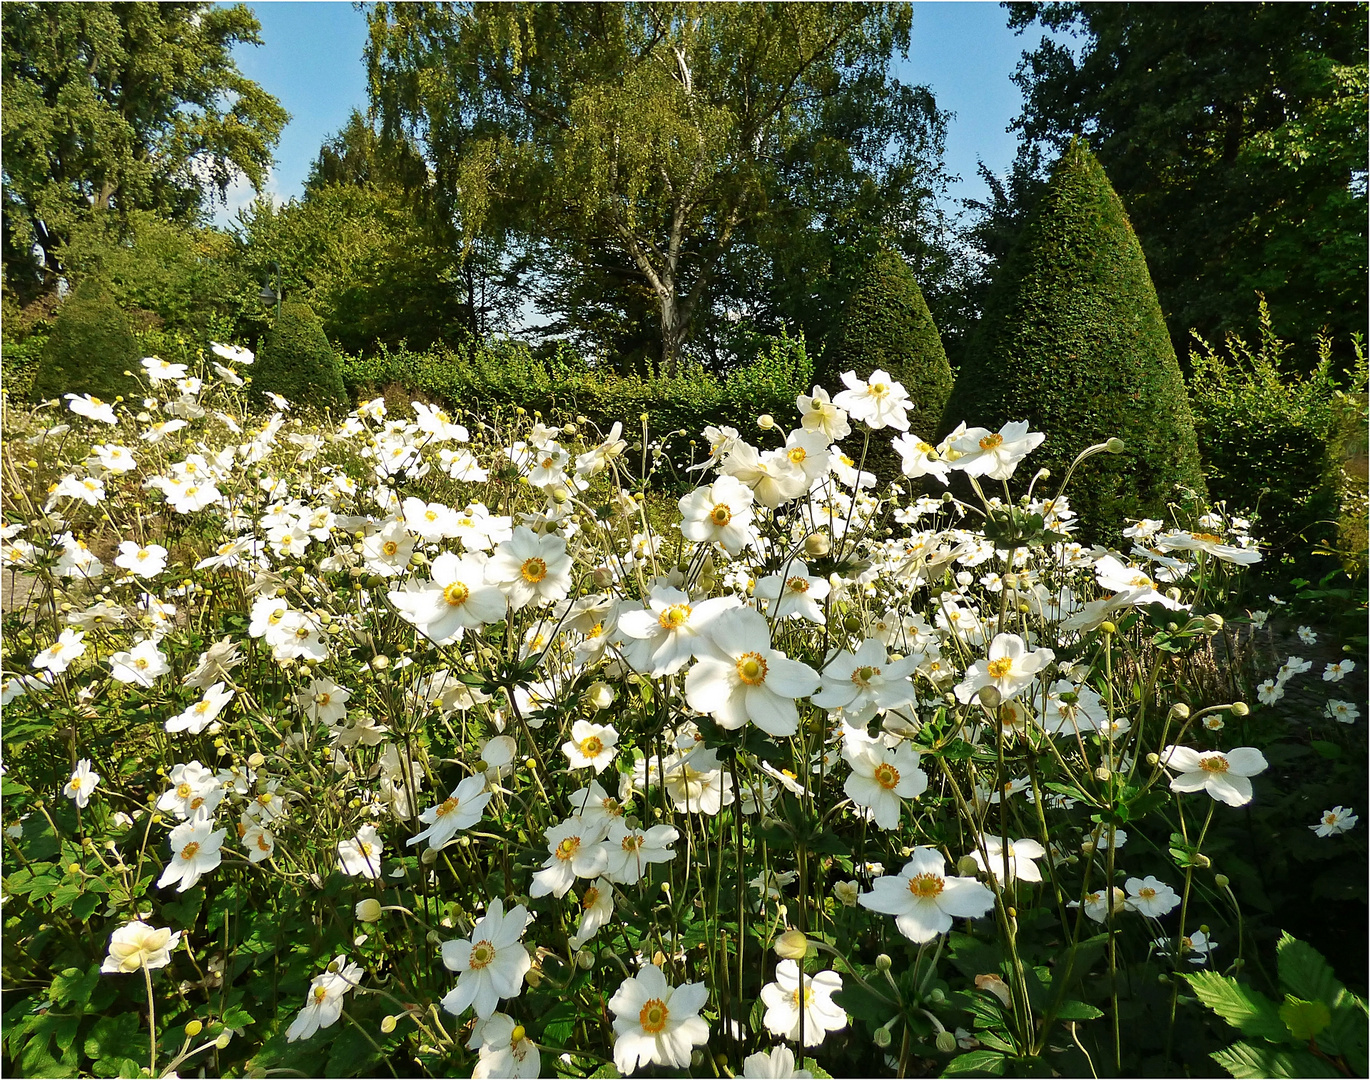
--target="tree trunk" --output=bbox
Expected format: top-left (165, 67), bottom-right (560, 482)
top-left (659, 290), bottom-right (690, 377)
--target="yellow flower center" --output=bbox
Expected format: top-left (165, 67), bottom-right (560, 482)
top-left (786, 576), bottom-right (810, 593)
top-left (444, 581), bottom-right (470, 606)
top-left (469, 940), bottom-right (495, 969)
top-left (658, 603), bottom-right (692, 630)
top-left (555, 836), bottom-right (581, 861)
top-left (425, 510), bottom-right (439, 522)
top-left (852, 665), bottom-right (880, 686)
top-left (873, 762), bottom-right (901, 790)
top-left (436, 796), bottom-right (460, 817)
top-left (908, 872), bottom-right (944, 899)
top-left (870, 382), bottom-right (888, 396)
top-left (1199, 755), bottom-right (1229, 774)
top-left (314, 985), bottom-right (330, 1003)
top-left (1139, 887), bottom-right (1156, 900)
top-left (256, 833), bottom-right (272, 852)
top-left (581, 736), bottom-right (604, 757)
top-left (521, 557), bottom-right (547, 583)
top-left (135, 658), bottom-right (149, 670)
top-left (638, 998), bottom-right (669, 1034)
top-left (621, 834), bottom-right (644, 852)
top-left (736, 652), bottom-right (768, 686)
top-left (788, 447), bottom-right (807, 464)
top-left (987, 657), bottom-right (1013, 679)
top-left (177, 783), bottom-right (192, 798)
top-left (180, 842), bottom-right (201, 861)
top-left (316, 692), bottom-right (332, 706)
top-left (582, 887), bottom-right (600, 909)
top-left (979, 432), bottom-right (1004, 451)
top-left (1192, 532), bottom-right (1223, 544)
top-left (382, 541), bottom-right (399, 556)
top-left (709, 503), bottom-right (732, 527)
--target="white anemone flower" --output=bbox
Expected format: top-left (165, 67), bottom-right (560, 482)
top-left (859, 847), bottom-right (995, 943)
top-left (389, 552), bottom-right (508, 644)
top-left (109, 639), bottom-right (170, 687)
top-left (891, 431), bottom-right (951, 484)
top-left (1123, 875), bottom-right (1180, 916)
top-left (64, 758), bottom-right (100, 808)
top-left (211, 342), bottom-right (254, 365)
top-left (1159, 745), bottom-right (1268, 807)
top-left (967, 835), bottom-right (1047, 884)
top-left (760, 960), bottom-right (847, 1047)
top-left (947, 420), bottom-right (1045, 480)
top-left (562, 720), bottom-right (620, 773)
top-left (812, 637), bottom-right (919, 724)
top-left (569, 879), bottom-right (617, 949)
top-left (684, 606), bottom-right (820, 737)
top-left (166, 682), bottom-right (235, 735)
top-left (678, 475), bottom-right (757, 554)
top-left (158, 815), bottom-right (227, 892)
top-left (752, 559), bottom-right (831, 624)
top-left (743, 1046), bottom-right (814, 1078)
top-left (530, 818), bottom-right (609, 898)
top-left (797, 385), bottom-right (850, 442)
top-left (608, 963), bottom-right (709, 1075)
top-left (285, 955), bottom-right (364, 1042)
top-left (408, 775), bottom-right (493, 851)
top-left (1311, 806), bottom-right (1358, 837)
top-left (469, 1012), bottom-right (540, 1079)
top-left (484, 526), bottom-right (573, 610)
top-left (831, 369), bottom-right (911, 431)
top-left (617, 588), bottom-right (740, 677)
top-left (953, 633), bottom-right (1054, 705)
top-left (841, 731), bottom-right (927, 830)
top-left (66, 393), bottom-right (118, 424)
top-left (337, 824), bottom-right (385, 878)
top-left (602, 822), bottom-right (678, 885)
top-left (440, 898), bottom-right (532, 1019)
top-left (102, 921), bottom-right (182, 973)
top-left (33, 628), bottom-right (87, 675)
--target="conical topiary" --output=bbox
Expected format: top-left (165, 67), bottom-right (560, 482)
top-left (250, 302), bottom-right (347, 413)
top-left (938, 138), bottom-right (1207, 541)
top-left (824, 249), bottom-right (954, 478)
top-left (30, 279), bottom-right (142, 404)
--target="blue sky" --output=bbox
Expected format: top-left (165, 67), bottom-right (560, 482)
top-left (216, 1), bottom-right (1059, 226)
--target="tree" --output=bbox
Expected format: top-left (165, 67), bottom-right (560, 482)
top-left (938, 139), bottom-right (1207, 542)
top-left (1004, 2), bottom-right (1368, 368)
top-left (29, 278), bottom-right (142, 403)
top-left (1, 1), bottom-right (287, 301)
top-left (365, 2), bottom-right (947, 374)
top-left (251, 301), bottom-right (347, 412)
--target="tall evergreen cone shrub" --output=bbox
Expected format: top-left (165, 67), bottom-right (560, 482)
top-left (252, 302), bottom-right (347, 412)
top-left (938, 139), bottom-right (1206, 541)
top-left (30, 280), bottom-right (142, 404)
top-left (824, 250), bottom-right (954, 478)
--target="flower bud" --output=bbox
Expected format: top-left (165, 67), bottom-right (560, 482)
top-left (216, 1032), bottom-right (233, 1049)
top-left (775, 930), bottom-right (811, 961)
top-left (576, 949), bottom-right (596, 970)
top-left (1106, 437), bottom-right (1126, 454)
top-left (355, 898), bottom-right (383, 923)
top-left (927, 988), bottom-right (946, 1004)
top-left (757, 414), bottom-right (775, 431)
top-left (691, 1049), bottom-right (705, 1067)
top-left (1203, 613), bottom-right (1225, 633)
top-left (1146, 752), bottom-right (1160, 766)
top-left (185, 1020), bottom-right (203, 1038)
top-left (873, 1024), bottom-right (893, 1049)
top-left (1214, 874), bottom-right (1230, 888)
top-left (935, 1030), bottom-right (957, 1053)
top-left (248, 752), bottom-right (266, 768)
top-left (1194, 854), bottom-right (1211, 869)
top-left (804, 532), bottom-right (831, 557)
top-left (1100, 621), bottom-right (1117, 635)
top-left (381, 1015), bottom-right (398, 1034)
top-left (1094, 766), bottom-right (1111, 782)
top-left (1169, 703), bottom-right (1191, 720)
top-left (956, 855), bottom-right (981, 877)
top-left (977, 684), bottom-right (1002, 710)
top-left (875, 953), bottom-right (893, 972)
top-left (1230, 701), bottom-right (1250, 717)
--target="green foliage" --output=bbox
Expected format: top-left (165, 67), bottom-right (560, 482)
top-left (341, 331), bottom-right (813, 464)
top-left (825, 249), bottom-right (953, 477)
top-left (29, 280), bottom-right (143, 404)
top-left (1007, 2), bottom-right (1368, 367)
top-left (1188, 303), bottom-right (1346, 568)
top-left (938, 138), bottom-right (1207, 541)
top-left (1186, 933), bottom-right (1368, 1079)
top-left (1, 334), bottom-right (46, 401)
top-left (253, 302), bottom-right (347, 412)
top-left (0, 1), bottom-right (286, 302)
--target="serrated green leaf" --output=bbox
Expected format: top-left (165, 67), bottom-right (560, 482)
top-left (50, 966), bottom-right (99, 1007)
top-left (1276, 933), bottom-right (1344, 1007)
top-left (800, 1061), bottom-right (832, 1079)
top-left (1210, 1041), bottom-right (1341, 1078)
top-left (1279, 996), bottom-right (1331, 1040)
top-left (941, 1048), bottom-right (1008, 1076)
top-left (1185, 971), bottom-right (1288, 1043)
top-left (84, 1012), bottom-right (142, 1063)
top-left (1054, 999), bottom-right (1105, 1020)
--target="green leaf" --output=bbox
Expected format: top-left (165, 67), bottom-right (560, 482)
top-left (1210, 1041), bottom-right (1341, 1078)
top-left (50, 966), bottom-right (99, 1008)
top-left (1184, 971), bottom-right (1288, 1043)
top-left (84, 1012), bottom-right (143, 1064)
top-left (1278, 997), bottom-right (1331, 1040)
top-left (588, 1065), bottom-right (621, 1078)
top-left (1309, 740), bottom-right (1342, 759)
top-left (800, 1061), bottom-right (832, 1080)
top-left (1276, 933), bottom-right (1343, 1006)
top-left (1054, 999), bottom-right (1105, 1020)
top-left (941, 1049), bottom-right (1008, 1076)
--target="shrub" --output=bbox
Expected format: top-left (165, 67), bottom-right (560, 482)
top-left (252, 302), bottom-right (347, 412)
top-left (1188, 303), bottom-right (1346, 570)
top-left (29, 280), bottom-right (143, 404)
top-left (938, 138), bottom-right (1207, 541)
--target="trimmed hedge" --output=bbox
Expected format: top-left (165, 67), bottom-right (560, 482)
top-left (252, 302), bottom-right (347, 412)
top-left (29, 280), bottom-right (143, 405)
top-left (340, 332), bottom-right (814, 460)
top-left (938, 139), bottom-right (1207, 541)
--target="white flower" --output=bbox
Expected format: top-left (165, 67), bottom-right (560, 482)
top-left (638, 745), bottom-right (735, 815)
top-left (361, 519), bottom-right (416, 578)
top-left (797, 386), bottom-right (850, 442)
top-left (1323, 659), bottom-right (1356, 682)
top-left (158, 816), bottom-right (227, 892)
top-left (157, 761), bottom-right (222, 819)
top-left (64, 758), bottom-right (100, 808)
top-left (1124, 875), bottom-right (1180, 916)
top-left (296, 678), bottom-right (351, 726)
top-left (1153, 930), bottom-right (1217, 964)
top-left (66, 393), bottom-right (118, 424)
top-left (743, 1046), bottom-right (813, 1078)
top-left (760, 960), bottom-right (847, 1047)
top-left (285, 955), bottom-right (364, 1042)
top-left (166, 683), bottom-right (235, 735)
top-left (891, 432), bottom-right (951, 484)
top-left (531, 818), bottom-right (609, 898)
top-left (33, 628), bottom-right (87, 675)
top-left (485, 526), bottom-right (573, 610)
top-left (211, 342), bottom-right (254, 365)
top-left (841, 731), bottom-right (927, 830)
top-left (102, 921), bottom-right (182, 973)
top-left (678, 475), bottom-right (757, 554)
top-left (1275, 655), bottom-right (1312, 683)
top-left (407, 775), bottom-right (492, 851)
top-left (831, 369), bottom-right (911, 431)
top-left (562, 720), bottom-right (620, 773)
top-left (114, 541), bottom-right (168, 578)
top-left (603, 822), bottom-right (678, 885)
top-left (684, 606), bottom-right (820, 737)
top-left (142, 356), bottom-right (188, 382)
top-left (617, 588), bottom-right (740, 677)
top-left (337, 824), bottom-right (385, 878)
top-left (967, 835), bottom-right (1047, 884)
top-left (953, 633), bottom-right (1055, 705)
top-left (109, 639), bottom-right (170, 687)
top-left (859, 847), bottom-right (994, 943)
top-left (1311, 806), bottom-right (1358, 837)
top-left (947, 420), bottom-right (1045, 480)
top-left (812, 637), bottom-right (919, 724)
top-left (469, 1012), bottom-right (540, 1079)
top-left (1160, 745), bottom-right (1268, 807)
top-left (833, 880), bottom-right (860, 908)
top-left (753, 559), bottom-right (831, 624)
top-left (389, 551), bottom-right (508, 644)
top-left (608, 963), bottom-right (709, 1075)
top-left (1326, 698), bottom-right (1359, 724)
top-left (1072, 886), bottom-right (1127, 923)
top-left (1256, 678), bottom-right (1284, 705)
top-left (440, 898), bottom-right (532, 1019)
